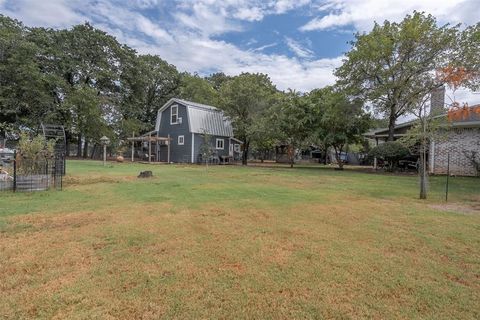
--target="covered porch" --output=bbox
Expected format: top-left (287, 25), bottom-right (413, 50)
top-left (127, 131), bottom-right (172, 163)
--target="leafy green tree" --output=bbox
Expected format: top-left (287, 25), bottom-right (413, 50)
top-left (250, 115), bottom-right (277, 163)
top-left (178, 73), bottom-right (219, 105)
top-left (307, 88), bottom-right (331, 164)
top-left (336, 12), bottom-right (458, 141)
top-left (206, 72), bottom-right (232, 91)
top-left (270, 91), bottom-right (313, 168)
top-left (219, 73), bottom-right (277, 165)
top-left (53, 23), bottom-right (126, 157)
top-left (199, 131), bottom-right (214, 170)
top-left (313, 87), bottom-right (371, 170)
top-left (456, 22), bottom-right (480, 90)
top-left (0, 16), bottom-right (59, 132)
top-left (119, 53), bottom-right (180, 137)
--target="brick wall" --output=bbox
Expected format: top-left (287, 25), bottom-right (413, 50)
top-left (432, 127), bottom-right (480, 176)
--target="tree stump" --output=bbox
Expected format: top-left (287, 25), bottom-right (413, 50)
top-left (138, 171), bottom-right (153, 178)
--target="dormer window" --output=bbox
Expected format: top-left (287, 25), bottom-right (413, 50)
top-left (170, 105), bottom-right (178, 124)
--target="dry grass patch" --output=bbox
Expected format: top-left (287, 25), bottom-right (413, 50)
top-left (1, 160), bottom-right (479, 319)
top-left (64, 174), bottom-right (137, 186)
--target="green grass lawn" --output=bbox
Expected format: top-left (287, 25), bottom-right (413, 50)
top-left (1, 160), bottom-right (479, 319)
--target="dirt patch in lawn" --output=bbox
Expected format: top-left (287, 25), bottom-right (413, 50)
top-left (64, 174), bottom-right (137, 186)
top-left (429, 203), bottom-right (480, 215)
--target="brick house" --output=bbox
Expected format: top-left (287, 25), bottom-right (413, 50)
top-left (431, 106), bottom-right (480, 176)
top-left (366, 88), bottom-right (480, 176)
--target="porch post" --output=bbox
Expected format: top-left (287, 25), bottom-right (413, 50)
top-left (167, 134), bottom-right (171, 163)
top-left (148, 132), bottom-right (151, 163)
top-left (191, 133), bottom-right (195, 163)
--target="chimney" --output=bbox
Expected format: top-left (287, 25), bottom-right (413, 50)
top-left (430, 86), bottom-right (446, 116)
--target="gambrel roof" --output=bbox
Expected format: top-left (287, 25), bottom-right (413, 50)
top-left (155, 98), bottom-right (234, 137)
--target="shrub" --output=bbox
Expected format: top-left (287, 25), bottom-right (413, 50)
top-left (369, 141), bottom-right (410, 171)
top-left (17, 132), bottom-right (55, 175)
top-left (463, 151), bottom-right (480, 177)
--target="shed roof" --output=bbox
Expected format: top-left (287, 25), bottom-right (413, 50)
top-left (186, 104), bottom-right (233, 137)
top-left (156, 98), bottom-right (234, 137)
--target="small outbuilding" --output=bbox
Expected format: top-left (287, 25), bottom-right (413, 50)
top-left (145, 98), bottom-right (242, 164)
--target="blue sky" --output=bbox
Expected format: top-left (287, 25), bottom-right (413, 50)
top-left (0, 0), bottom-right (479, 103)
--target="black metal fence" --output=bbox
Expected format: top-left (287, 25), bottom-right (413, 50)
top-left (0, 151), bottom-right (64, 192)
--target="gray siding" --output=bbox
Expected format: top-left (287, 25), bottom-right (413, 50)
top-left (157, 101), bottom-right (235, 163)
top-left (193, 134), bottom-right (231, 163)
top-left (157, 103), bottom-right (192, 163)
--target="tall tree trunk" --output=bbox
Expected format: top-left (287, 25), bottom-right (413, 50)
top-left (90, 143), bottom-right (97, 159)
top-left (242, 139), bottom-right (249, 166)
top-left (322, 143), bottom-right (328, 164)
top-left (65, 136), bottom-right (70, 157)
top-left (83, 139), bottom-right (89, 158)
top-left (419, 139), bottom-right (428, 199)
top-left (77, 133), bottom-right (82, 158)
top-left (387, 111), bottom-right (396, 142)
top-left (334, 146), bottom-right (344, 170)
top-left (288, 144), bottom-right (294, 168)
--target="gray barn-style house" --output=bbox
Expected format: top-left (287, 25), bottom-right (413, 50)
top-left (154, 98), bottom-right (242, 163)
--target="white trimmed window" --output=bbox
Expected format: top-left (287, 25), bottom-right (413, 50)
top-left (178, 135), bottom-right (184, 145)
top-left (216, 138), bottom-right (224, 150)
top-left (234, 144), bottom-right (240, 152)
top-left (170, 105), bottom-right (178, 124)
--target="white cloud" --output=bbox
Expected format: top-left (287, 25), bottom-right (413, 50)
top-left (0, 0), bottom-right (334, 91)
top-left (135, 15), bottom-right (173, 43)
top-left (0, 0), bottom-right (477, 99)
top-left (284, 37), bottom-right (314, 58)
top-left (118, 34), bottom-right (340, 91)
top-left (133, 0), bottom-right (159, 9)
top-left (0, 0), bottom-right (85, 28)
top-left (300, 0), bottom-right (476, 32)
top-left (273, 0), bottom-right (311, 14)
top-left (234, 6), bottom-right (264, 21)
top-left (447, 88), bottom-right (480, 106)
top-left (251, 42), bottom-right (278, 52)
top-left (298, 0), bottom-right (480, 102)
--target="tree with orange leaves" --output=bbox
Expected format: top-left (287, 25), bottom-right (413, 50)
top-left (437, 63), bottom-right (480, 122)
top-left (436, 66), bottom-right (473, 91)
